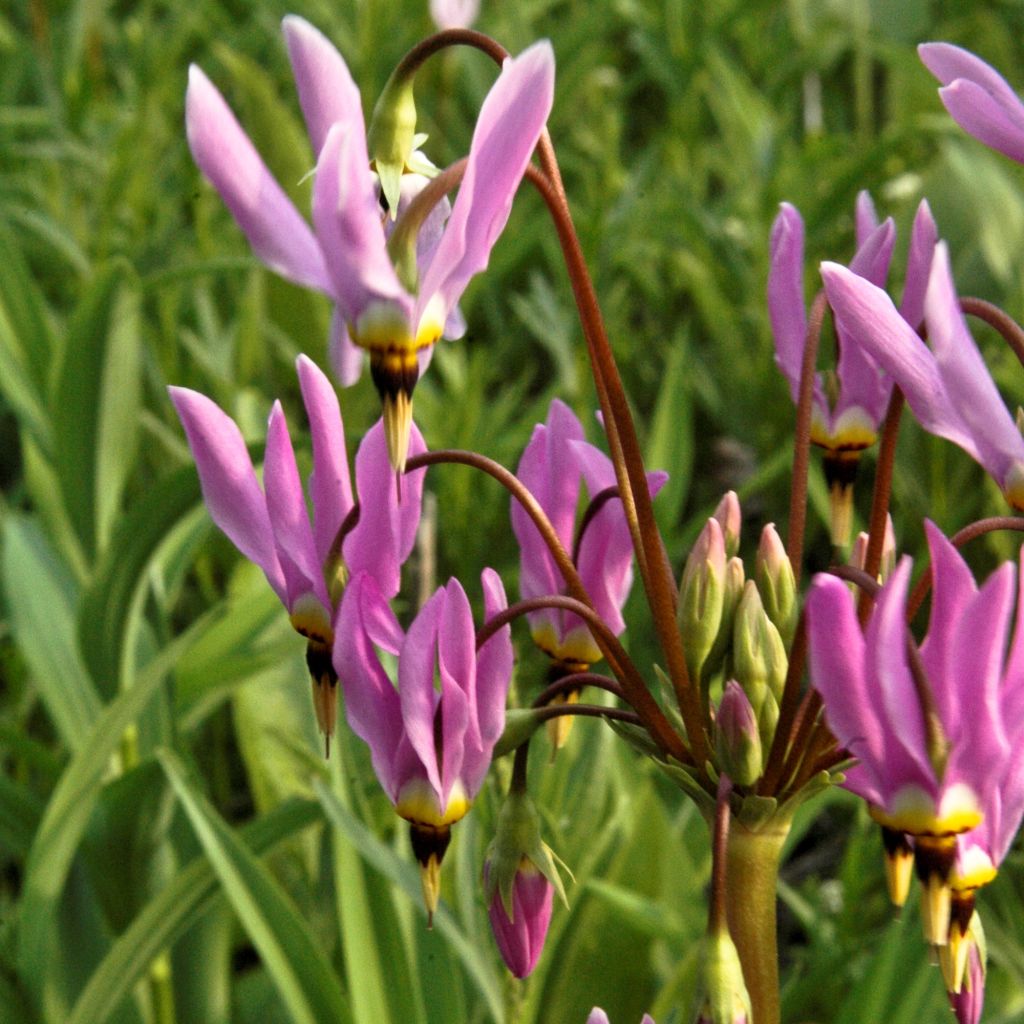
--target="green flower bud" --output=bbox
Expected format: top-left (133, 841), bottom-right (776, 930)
top-left (704, 556), bottom-right (746, 681)
top-left (695, 926), bottom-right (752, 1024)
top-left (732, 582), bottom-right (787, 715)
top-left (678, 518), bottom-right (727, 684)
top-left (367, 69), bottom-right (418, 218)
top-left (712, 491), bottom-right (742, 558)
top-left (755, 523), bottom-right (796, 648)
top-left (715, 681), bottom-right (762, 787)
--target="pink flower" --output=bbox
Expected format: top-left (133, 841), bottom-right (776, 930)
top-left (430, 0), bottom-right (479, 30)
top-left (768, 194), bottom-right (936, 453)
top-left (822, 243), bottom-right (1024, 510)
top-left (333, 568), bottom-right (513, 913)
top-left (920, 42), bottom-right (1024, 165)
top-left (949, 938), bottom-right (985, 1024)
top-left (511, 399), bottom-right (666, 668)
top-left (186, 17), bottom-right (554, 470)
top-left (807, 520), bottom-right (1015, 838)
top-left (169, 356), bottom-right (425, 745)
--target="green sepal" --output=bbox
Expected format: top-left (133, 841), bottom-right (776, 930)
top-left (604, 716), bottom-right (665, 760)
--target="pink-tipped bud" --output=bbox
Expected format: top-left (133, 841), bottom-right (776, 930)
top-left (679, 518), bottom-right (727, 682)
top-left (716, 681), bottom-right (763, 787)
top-left (849, 515), bottom-right (897, 582)
top-left (486, 861), bottom-right (553, 978)
top-left (755, 523), bottom-right (796, 647)
top-left (713, 491), bottom-right (742, 558)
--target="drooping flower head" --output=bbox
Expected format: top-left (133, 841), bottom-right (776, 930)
top-left (334, 568), bottom-right (513, 917)
top-left (186, 17), bottom-right (555, 471)
top-left (170, 356), bottom-right (425, 749)
top-left (822, 242), bottom-right (1024, 510)
top-left (768, 195), bottom-right (936, 543)
top-left (807, 521), bottom-right (1019, 942)
top-left (919, 42), bottom-right (1024, 165)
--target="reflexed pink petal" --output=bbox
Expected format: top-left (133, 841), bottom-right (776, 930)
top-left (488, 867), bottom-right (553, 978)
top-left (806, 574), bottom-right (885, 780)
top-left (329, 310), bottom-right (366, 386)
top-left (342, 420), bottom-right (424, 599)
top-left (264, 402), bottom-right (329, 610)
top-left (399, 585), bottom-right (445, 799)
top-left (282, 16), bottom-right (364, 158)
top-left (898, 200), bottom-right (937, 328)
top-left (919, 43), bottom-right (1024, 108)
top-left (476, 568), bottom-right (513, 751)
top-left (847, 217), bottom-right (895, 287)
top-left (418, 41), bottom-right (555, 324)
top-left (821, 261), bottom-right (981, 460)
top-left (855, 190), bottom-right (879, 247)
top-left (586, 1011), bottom-right (611, 1024)
top-left (429, 0), bottom-right (479, 30)
top-left (334, 573), bottom-right (404, 798)
top-left (185, 66), bottom-right (331, 294)
top-left (296, 355), bottom-right (353, 566)
top-left (767, 202), bottom-right (807, 404)
top-left (169, 386), bottom-right (287, 602)
top-left (437, 579), bottom-right (473, 804)
top-left (924, 244), bottom-right (1024, 487)
top-left (313, 123), bottom-right (412, 329)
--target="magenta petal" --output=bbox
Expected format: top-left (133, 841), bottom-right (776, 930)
top-left (312, 123), bottom-right (412, 329)
top-left (334, 573), bottom-right (404, 798)
top-left (264, 402), bottom-right (329, 610)
top-left (939, 77), bottom-right (1024, 164)
top-left (924, 244), bottom-right (1024, 485)
top-left (296, 355), bottom-right (353, 567)
top-left (919, 42), bottom-right (1024, 108)
top-left (848, 218), bottom-right (895, 288)
top-left (821, 261), bottom-right (979, 459)
top-left (185, 66), bottom-right (331, 295)
top-left (476, 568), bottom-right (513, 751)
top-left (488, 868), bottom-right (553, 978)
top-left (898, 199), bottom-right (937, 328)
top-left (437, 579), bottom-right (473, 803)
top-left (282, 16), bottom-right (364, 159)
top-left (806, 574), bottom-right (885, 778)
top-left (855, 190), bottom-right (878, 247)
top-left (169, 386), bottom-right (287, 603)
top-left (418, 41), bottom-right (555, 323)
top-left (399, 586), bottom-right (445, 799)
top-left (586, 1011), bottom-right (611, 1024)
top-left (329, 310), bottom-right (366, 386)
top-left (768, 202), bottom-right (807, 404)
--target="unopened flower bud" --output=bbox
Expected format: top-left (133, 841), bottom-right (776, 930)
top-left (755, 523), bottom-right (796, 647)
top-left (367, 69), bottom-right (418, 219)
top-left (484, 790), bottom-right (568, 978)
top-left (946, 913), bottom-right (986, 1024)
top-left (695, 927), bottom-right (752, 1024)
top-left (679, 518), bottom-right (727, 683)
top-left (715, 681), bottom-right (763, 787)
top-left (850, 515), bottom-right (897, 583)
top-left (704, 557), bottom-right (746, 680)
top-left (712, 491), bottom-right (742, 558)
top-left (732, 582), bottom-right (787, 713)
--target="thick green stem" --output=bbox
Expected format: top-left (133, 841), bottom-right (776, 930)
top-left (725, 821), bottom-right (789, 1024)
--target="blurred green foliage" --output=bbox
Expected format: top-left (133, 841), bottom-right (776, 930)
top-left (3, 0), bottom-right (1024, 1021)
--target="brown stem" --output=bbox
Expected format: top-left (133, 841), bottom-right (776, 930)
top-left (531, 673), bottom-right (626, 707)
top-left (709, 775), bottom-right (733, 933)
top-left (856, 387), bottom-right (903, 625)
top-left (523, 163), bottom-right (709, 771)
top-left (788, 290), bottom-right (827, 576)
top-left (961, 296), bottom-right (1024, 371)
top-left (531, 703), bottom-right (642, 726)
top-left (829, 564), bottom-right (881, 599)
top-left (907, 515), bottom-right (1024, 620)
top-left (572, 485), bottom-right (621, 564)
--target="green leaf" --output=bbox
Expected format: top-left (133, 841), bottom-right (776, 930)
top-left (52, 261), bottom-right (141, 561)
top-left (159, 751), bottom-right (352, 1024)
top-left (67, 797), bottom-right (322, 1024)
top-left (17, 635), bottom-right (180, 1021)
top-left (314, 780), bottom-right (504, 1024)
top-left (78, 464), bottom-right (202, 697)
top-left (0, 772), bottom-right (44, 860)
top-left (2, 515), bottom-right (101, 750)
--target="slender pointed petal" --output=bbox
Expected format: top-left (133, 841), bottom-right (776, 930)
top-left (313, 122), bottom-right (412, 329)
top-left (282, 15), bottom-right (364, 158)
top-left (418, 41), bottom-right (555, 324)
top-left (185, 66), bottom-right (331, 294)
top-left (296, 356), bottom-right (353, 566)
top-left (264, 402), bottom-right (331, 610)
top-left (855, 190), bottom-right (879, 247)
top-left (920, 43), bottom-right (1024, 164)
top-left (169, 386), bottom-right (287, 602)
top-left (476, 568), bottom-right (513, 751)
top-left (899, 199), bottom-right (938, 328)
top-left (329, 310), bottom-right (366, 386)
top-left (767, 203), bottom-right (807, 404)
top-left (437, 579), bottom-right (473, 803)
